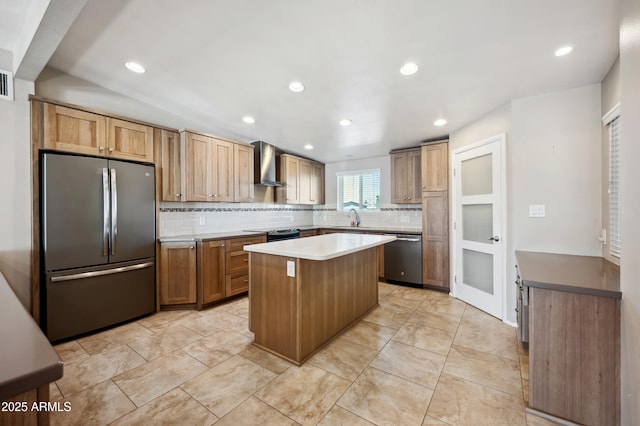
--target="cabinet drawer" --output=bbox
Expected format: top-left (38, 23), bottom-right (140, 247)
top-left (226, 273), bottom-right (249, 297)
top-left (226, 251), bottom-right (249, 274)
top-left (300, 230), bottom-right (318, 238)
top-left (226, 236), bottom-right (266, 252)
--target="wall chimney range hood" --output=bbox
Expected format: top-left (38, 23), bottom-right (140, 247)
top-left (251, 141), bottom-right (283, 186)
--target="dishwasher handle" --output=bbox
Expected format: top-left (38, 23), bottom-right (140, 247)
top-left (384, 234), bottom-right (421, 242)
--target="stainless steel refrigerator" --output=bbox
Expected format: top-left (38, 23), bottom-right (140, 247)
top-left (41, 151), bottom-right (156, 341)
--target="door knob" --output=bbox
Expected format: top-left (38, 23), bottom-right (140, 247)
top-left (488, 236), bottom-right (500, 242)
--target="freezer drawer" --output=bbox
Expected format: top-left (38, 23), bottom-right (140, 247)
top-left (44, 260), bottom-right (155, 342)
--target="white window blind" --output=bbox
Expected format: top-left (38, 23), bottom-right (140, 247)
top-left (608, 116), bottom-right (621, 257)
top-left (337, 169), bottom-right (380, 211)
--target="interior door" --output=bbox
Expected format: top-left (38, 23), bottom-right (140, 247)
top-left (452, 135), bottom-right (505, 319)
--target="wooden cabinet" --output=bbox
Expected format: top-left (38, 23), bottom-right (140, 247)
top-left (299, 230), bottom-right (318, 238)
top-left (234, 143), bottom-right (255, 202)
top-left (159, 242), bottom-right (197, 305)
top-left (421, 142), bottom-right (448, 191)
top-left (183, 131), bottom-right (234, 202)
top-left (390, 148), bottom-right (421, 203)
top-left (160, 130), bottom-right (182, 201)
top-left (421, 140), bottom-right (449, 289)
top-left (198, 240), bottom-right (226, 306)
top-left (277, 154), bottom-right (325, 205)
top-left (225, 235), bottom-right (266, 297)
top-left (42, 104), bottom-right (154, 162)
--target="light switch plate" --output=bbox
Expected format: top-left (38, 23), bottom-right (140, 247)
top-left (529, 204), bottom-right (546, 218)
top-left (199, 216), bottom-right (205, 225)
top-left (287, 260), bottom-right (295, 277)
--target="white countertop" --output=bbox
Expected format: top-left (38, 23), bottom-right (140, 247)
top-left (244, 233), bottom-right (397, 261)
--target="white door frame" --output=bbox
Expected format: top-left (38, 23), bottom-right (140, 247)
top-left (450, 133), bottom-right (508, 321)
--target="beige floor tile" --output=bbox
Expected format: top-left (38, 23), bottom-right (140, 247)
top-left (216, 296), bottom-right (249, 318)
top-left (112, 350), bottom-right (208, 407)
top-left (388, 285), bottom-right (430, 302)
top-left (393, 322), bottom-right (455, 356)
top-left (406, 308), bottom-right (461, 333)
top-left (216, 396), bottom-right (298, 426)
top-left (182, 355), bottom-right (276, 418)
top-left (237, 344), bottom-right (293, 374)
top-left (127, 324), bottom-right (203, 361)
top-left (50, 380), bottom-right (135, 426)
top-left (53, 341), bottom-right (90, 363)
top-left (318, 406), bottom-right (374, 425)
top-left (460, 306), bottom-right (516, 339)
top-left (380, 295), bottom-right (423, 311)
top-left (422, 415), bottom-right (450, 425)
top-left (337, 366), bottom-right (432, 425)
top-left (453, 323), bottom-right (519, 361)
top-left (370, 340), bottom-right (445, 389)
top-left (443, 344), bottom-right (523, 397)
top-left (424, 289), bottom-right (453, 300)
top-left (194, 308), bottom-right (250, 335)
top-left (49, 382), bottom-right (63, 401)
top-left (308, 337), bottom-right (378, 381)
top-left (378, 282), bottom-right (397, 298)
top-left (520, 351), bottom-right (530, 380)
top-left (419, 296), bottom-right (466, 318)
top-left (78, 322), bottom-right (153, 355)
top-left (363, 304), bottom-right (413, 329)
top-left (427, 373), bottom-right (526, 426)
top-left (523, 378), bottom-right (529, 403)
top-left (136, 310), bottom-right (200, 333)
top-left (526, 411), bottom-right (562, 426)
top-left (255, 364), bottom-right (350, 426)
top-left (110, 387), bottom-right (218, 426)
top-left (340, 320), bottom-right (396, 350)
top-left (55, 345), bottom-right (146, 396)
top-left (182, 329), bottom-right (252, 367)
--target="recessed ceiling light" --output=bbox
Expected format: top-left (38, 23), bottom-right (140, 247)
top-left (339, 119), bottom-right (352, 126)
top-left (288, 81), bottom-right (305, 92)
top-left (304, 144), bottom-right (314, 150)
top-left (400, 62), bottom-right (419, 76)
top-left (125, 62), bottom-right (145, 73)
top-left (242, 116), bottom-right (255, 124)
top-left (433, 118), bottom-right (447, 126)
top-left (554, 46), bottom-right (573, 57)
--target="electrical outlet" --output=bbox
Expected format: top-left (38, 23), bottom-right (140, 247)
top-left (287, 260), bottom-right (295, 277)
top-left (199, 217), bottom-right (205, 225)
top-left (528, 204), bottom-right (545, 218)
top-left (400, 216), bottom-right (410, 223)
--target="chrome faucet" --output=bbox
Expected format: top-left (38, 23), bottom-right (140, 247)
top-left (348, 208), bottom-right (361, 227)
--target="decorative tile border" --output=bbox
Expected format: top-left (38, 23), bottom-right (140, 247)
top-left (160, 206), bottom-right (422, 213)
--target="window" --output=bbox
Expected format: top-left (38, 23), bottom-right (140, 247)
top-left (603, 104), bottom-right (621, 258)
top-left (337, 169), bottom-right (381, 211)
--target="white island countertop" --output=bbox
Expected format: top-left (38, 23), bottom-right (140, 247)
top-left (244, 233), bottom-right (396, 261)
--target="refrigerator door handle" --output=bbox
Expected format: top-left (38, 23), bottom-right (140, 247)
top-left (110, 168), bottom-right (118, 256)
top-left (102, 168), bottom-right (110, 256)
top-left (50, 262), bottom-right (154, 283)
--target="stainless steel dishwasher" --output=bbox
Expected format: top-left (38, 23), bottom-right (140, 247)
top-left (384, 234), bottom-right (422, 285)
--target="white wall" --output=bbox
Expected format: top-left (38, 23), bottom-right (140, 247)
top-left (0, 78), bottom-right (35, 309)
top-left (619, 0), bottom-right (640, 421)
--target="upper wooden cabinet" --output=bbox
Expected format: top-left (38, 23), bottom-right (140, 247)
top-left (421, 141), bottom-right (449, 191)
top-left (42, 104), bottom-right (154, 162)
top-left (160, 130), bottom-right (182, 201)
top-left (183, 131), bottom-right (235, 202)
top-left (233, 143), bottom-right (255, 202)
top-left (276, 154), bottom-right (325, 205)
top-left (390, 148), bottom-right (421, 203)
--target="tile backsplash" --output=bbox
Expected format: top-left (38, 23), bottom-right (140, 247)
top-left (159, 202), bottom-right (422, 237)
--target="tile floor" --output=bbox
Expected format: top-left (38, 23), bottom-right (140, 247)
top-left (49, 283), bottom-right (557, 426)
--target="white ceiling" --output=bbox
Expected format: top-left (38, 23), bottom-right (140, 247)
top-left (8, 0), bottom-right (622, 163)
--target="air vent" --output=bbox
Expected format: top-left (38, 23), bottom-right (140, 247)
top-left (0, 69), bottom-right (14, 101)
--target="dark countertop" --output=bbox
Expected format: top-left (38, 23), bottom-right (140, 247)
top-left (159, 226), bottom-right (421, 243)
top-left (0, 272), bottom-right (63, 400)
top-left (515, 250), bottom-right (621, 299)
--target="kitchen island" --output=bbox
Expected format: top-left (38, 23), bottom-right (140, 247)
top-left (245, 233), bottom-right (396, 365)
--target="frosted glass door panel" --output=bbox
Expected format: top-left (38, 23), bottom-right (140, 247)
top-left (461, 154), bottom-right (492, 196)
top-left (462, 249), bottom-right (494, 295)
top-left (462, 204), bottom-right (493, 243)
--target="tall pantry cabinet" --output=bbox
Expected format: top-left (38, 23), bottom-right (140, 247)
top-left (421, 141), bottom-right (449, 289)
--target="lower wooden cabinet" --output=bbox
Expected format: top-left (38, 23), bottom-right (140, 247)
top-left (422, 191), bottom-right (449, 288)
top-left (160, 235), bottom-right (266, 309)
top-left (159, 242), bottom-right (197, 305)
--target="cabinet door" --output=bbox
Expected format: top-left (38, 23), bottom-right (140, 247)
top-left (299, 160), bottom-right (313, 204)
top-left (407, 149), bottom-right (422, 202)
top-left (161, 130), bottom-right (183, 201)
top-left (43, 104), bottom-right (106, 156)
top-left (184, 132), bottom-right (212, 202)
top-left (422, 191), bottom-right (449, 288)
top-left (390, 152), bottom-right (408, 203)
top-left (310, 162), bottom-right (324, 204)
top-left (212, 139), bottom-right (234, 202)
top-left (199, 240), bottom-right (226, 305)
top-left (160, 242), bottom-right (196, 305)
top-left (281, 155), bottom-right (300, 204)
top-left (234, 143), bottom-right (255, 202)
top-left (106, 118), bottom-right (154, 162)
top-left (422, 142), bottom-right (449, 191)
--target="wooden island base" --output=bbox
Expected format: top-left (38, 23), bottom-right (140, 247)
top-left (249, 247), bottom-right (378, 365)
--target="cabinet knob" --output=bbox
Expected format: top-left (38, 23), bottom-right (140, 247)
top-left (189, 246), bottom-right (194, 249)
top-left (99, 146), bottom-right (104, 152)
top-left (244, 279), bottom-right (248, 283)
top-left (108, 148), bottom-right (113, 153)
top-left (208, 194), bottom-right (214, 197)
top-left (176, 193), bottom-right (181, 197)
top-left (221, 244), bottom-right (225, 247)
